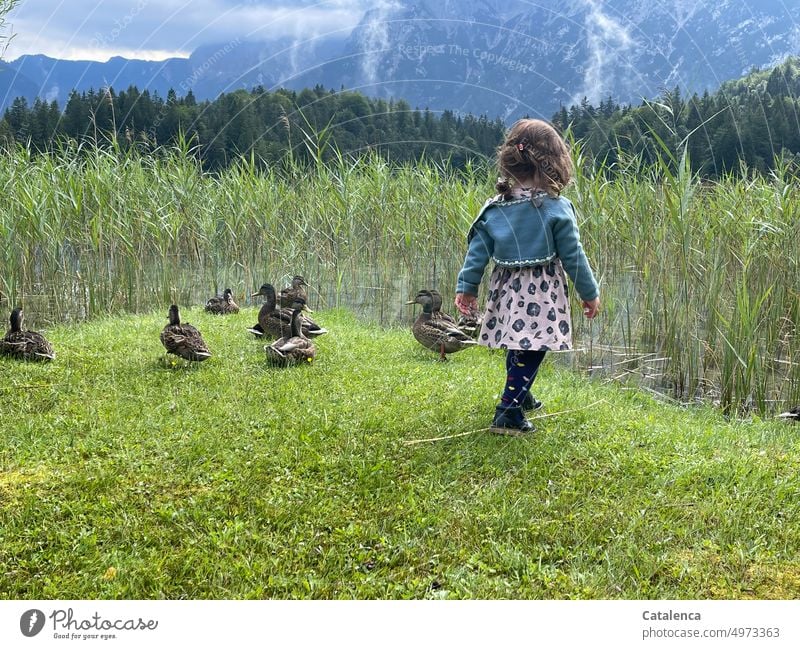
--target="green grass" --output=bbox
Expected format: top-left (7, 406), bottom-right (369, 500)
top-left (2, 308), bottom-right (800, 599)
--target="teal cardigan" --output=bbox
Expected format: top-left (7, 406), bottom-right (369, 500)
top-left (456, 193), bottom-right (599, 301)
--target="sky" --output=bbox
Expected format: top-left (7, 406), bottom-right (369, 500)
top-left (2, 0), bottom-right (369, 61)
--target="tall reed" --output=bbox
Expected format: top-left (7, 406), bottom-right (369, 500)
top-left (1, 141), bottom-right (798, 413)
top-left (569, 147), bottom-right (800, 413)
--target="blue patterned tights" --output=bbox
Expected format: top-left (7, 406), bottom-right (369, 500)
top-left (500, 349), bottom-right (547, 407)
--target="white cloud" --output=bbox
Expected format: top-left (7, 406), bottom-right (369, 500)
top-left (357, 0), bottom-right (402, 83)
top-left (574, 0), bottom-right (637, 104)
top-left (3, 0), bottom-right (366, 61)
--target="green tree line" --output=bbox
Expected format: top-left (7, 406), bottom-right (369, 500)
top-left (553, 58), bottom-right (800, 177)
top-left (5, 56), bottom-right (800, 176)
top-left (0, 84), bottom-right (506, 169)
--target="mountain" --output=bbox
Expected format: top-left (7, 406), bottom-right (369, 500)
top-left (0, 35), bottom-right (348, 110)
top-left (3, 54), bottom-right (192, 105)
top-left (329, 0), bottom-right (800, 119)
top-left (0, 60), bottom-right (40, 104)
top-left (2, 0), bottom-right (800, 118)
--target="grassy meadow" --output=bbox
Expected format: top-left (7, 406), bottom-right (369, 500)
top-left (1, 307), bottom-right (800, 599)
top-left (2, 143), bottom-right (800, 599)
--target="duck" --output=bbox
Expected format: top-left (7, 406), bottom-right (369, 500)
top-left (456, 313), bottom-right (482, 338)
top-left (0, 308), bottom-right (55, 361)
top-left (777, 406), bottom-right (800, 421)
top-left (205, 288), bottom-right (239, 315)
top-left (265, 297), bottom-right (316, 366)
top-left (160, 305), bottom-right (211, 362)
top-left (406, 289), bottom-right (477, 361)
top-left (278, 275), bottom-right (311, 310)
top-left (427, 289), bottom-right (459, 326)
top-left (249, 283), bottom-right (328, 338)
top-left (426, 289), bottom-right (482, 338)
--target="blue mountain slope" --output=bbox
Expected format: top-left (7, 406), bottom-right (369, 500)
top-left (1, 1), bottom-right (798, 117)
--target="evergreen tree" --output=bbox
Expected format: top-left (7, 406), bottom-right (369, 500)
top-left (4, 97), bottom-right (29, 143)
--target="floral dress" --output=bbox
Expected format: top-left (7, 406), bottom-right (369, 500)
top-left (477, 187), bottom-right (573, 352)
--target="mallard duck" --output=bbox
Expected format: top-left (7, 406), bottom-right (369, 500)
top-left (407, 289), bottom-right (477, 361)
top-left (265, 297), bottom-right (316, 365)
top-left (160, 305), bottom-right (211, 362)
top-left (249, 283), bottom-right (327, 338)
top-left (278, 275), bottom-right (311, 310)
top-left (456, 313), bottom-right (482, 338)
top-left (427, 289), bottom-right (459, 326)
top-left (0, 308), bottom-right (55, 361)
top-left (427, 289), bottom-right (482, 338)
top-left (205, 288), bottom-right (239, 315)
top-left (778, 406), bottom-right (800, 420)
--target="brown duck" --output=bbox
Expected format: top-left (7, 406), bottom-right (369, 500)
top-left (0, 308), bottom-right (55, 361)
top-left (278, 275), bottom-right (311, 309)
top-left (205, 288), bottom-right (240, 315)
top-left (249, 283), bottom-right (327, 338)
top-left (407, 289), bottom-right (477, 361)
top-left (160, 305), bottom-right (211, 362)
top-left (265, 297), bottom-right (317, 366)
top-left (426, 289), bottom-right (482, 338)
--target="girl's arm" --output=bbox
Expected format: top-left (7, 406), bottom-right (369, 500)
top-left (551, 202), bottom-right (599, 302)
top-left (456, 220), bottom-right (494, 297)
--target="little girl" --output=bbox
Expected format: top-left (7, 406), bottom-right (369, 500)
top-left (455, 118), bottom-right (600, 436)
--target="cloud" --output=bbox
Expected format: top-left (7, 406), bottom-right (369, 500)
top-left (358, 0), bottom-right (402, 83)
top-left (4, 0), bottom-right (366, 61)
top-left (574, 0), bottom-right (637, 104)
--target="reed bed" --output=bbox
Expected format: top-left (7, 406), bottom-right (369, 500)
top-left (1, 143), bottom-right (798, 413)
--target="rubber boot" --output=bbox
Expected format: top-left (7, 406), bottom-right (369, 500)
top-left (489, 406), bottom-right (535, 436)
top-left (521, 392), bottom-right (543, 411)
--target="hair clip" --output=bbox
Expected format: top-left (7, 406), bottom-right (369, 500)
top-left (516, 143), bottom-right (525, 151)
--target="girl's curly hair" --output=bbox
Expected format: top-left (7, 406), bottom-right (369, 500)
top-left (495, 119), bottom-right (572, 199)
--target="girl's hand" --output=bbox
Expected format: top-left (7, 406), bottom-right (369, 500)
top-left (582, 297), bottom-right (600, 319)
top-left (455, 292), bottom-right (478, 316)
